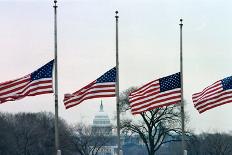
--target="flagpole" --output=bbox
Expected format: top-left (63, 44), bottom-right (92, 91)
top-left (115, 11), bottom-right (122, 155)
top-left (180, 19), bottom-right (187, 155)
top-left (53, 1), bottom-right (61, 155)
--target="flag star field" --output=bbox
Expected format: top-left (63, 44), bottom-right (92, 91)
top-left (96, 67), bottom-right (116, 83)
top-left (31, 60), bottom-right (54, 81)
top-left (159, 72), bottom-right (181, 92)
top-left (221, 76), bottom-right (232, 90)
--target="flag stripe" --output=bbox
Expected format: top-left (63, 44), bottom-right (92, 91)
top-left (1, 86), bottom-right (53, 101)
top-left (65, 94), bottom-right (115, 109)
top-left (19, 81), bottom-right (52, 96)
top-left (131, 93), bottom-right (181, 112)
top-left (132, 100), bottom-right (180, 115)
top-left (0, 76), bottom-right (30, 90)
top-left (21, 82), bottom-right (53, 95)
top-left (0, 79), bottom-right (52, 96)
top-left (0, 60), bottom-right (54, 104)
top-left (73, 83), bottom-right (115, 95)
top-left (129, 88), bottom-right (160, 103)
top-left (0, 77), bottom-right (30, 92)
top-left (193, 87), bottom-right (222, 105)
top-left (130, 80), bottom-right (158, 96)
top-left (194, 89), bottom-right (224, 108)
top-left (131, 89), bottom-right (181, 108)
top-left (64, 89), bottom-right (115, 105)
top-left (63, 67), bottom-right (116, 109)
top-left (0, 79), bottom-right (52, 97)
top-left (129, 84), bottom-right (160, 99)
top-left (192, 81), bottom-right (221, 102)
top-left (0, 81), bottom-right (30, 96)
top-left (0, 80), bottom-right (53, 102)
top-left (192, 76), bottom-right (232, 113)
top-left (192, 81), bottom-right (220, 97)
top-left (198, 98), bottom-right (232, 113)
top-left (195, 90), bottom-right (232, 109)
top-left (26, 87), bottom-right (53, 96)
top-left (129, 73), bottom-right (181, 115)
top-left (64, 83), bottom-right (115, 103)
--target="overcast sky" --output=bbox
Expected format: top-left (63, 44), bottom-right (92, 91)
top-left (0, 0), bottom-right (232, 134)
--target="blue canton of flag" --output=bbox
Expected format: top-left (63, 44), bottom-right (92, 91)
top-left (96, 67), bottom-right (116, 83)
top-left (221, 76), bottom-right (232, 90)
top-left (64, 67), bottom-right (116, 109)
top-left (31, 60), bottom-right (54, 81)
top-left (160, 72), bottom-right (181, 92)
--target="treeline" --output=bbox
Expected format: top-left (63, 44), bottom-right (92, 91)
top-left (186, 132), bottom-right (232, 155)
top-left (159, 132), bottom-right (232, 155)
top-left (1, 111), bottom-right (232, 155)
top-left (0, 112), bottom-right (74, 155)
top-left (0, 112), bottom-right (115, 155)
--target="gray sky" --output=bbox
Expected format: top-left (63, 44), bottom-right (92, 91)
top-left (0, 0), bottom-right (232, 134)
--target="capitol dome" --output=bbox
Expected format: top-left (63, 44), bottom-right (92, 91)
top-left (92, 101), bottom-right (112, 135)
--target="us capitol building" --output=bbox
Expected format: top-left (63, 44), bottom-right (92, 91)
top-left (91, 101), bottom-right (145, 155)
top-left (91, 101), bottom-right (117, 155)
top-left (92, 100), bottom-right (113, 135)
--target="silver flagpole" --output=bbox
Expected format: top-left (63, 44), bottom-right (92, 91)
top-left (179, 19), bottom-right (187, 155)
top-left (53, 1), bottom-right (61, 155)
top-left (115, 11), bottom-right (122, 155)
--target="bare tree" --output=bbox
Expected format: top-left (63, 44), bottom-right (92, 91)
top-left (13, 113), bottom-right (41, 155)
top-left (185, 132), bottom-right (232, 155)
top-left (120, 88), bottom-right (183, 155)
top-left (0, 113), bottom-right (17, 155)
top-left (70, 123), bottom-right (111, 155)
top-left (0, 112), bottom-right (75, 155)
top-left (206, 133), bottom-right (232, 155)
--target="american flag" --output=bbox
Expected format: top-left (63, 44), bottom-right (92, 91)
top-left (192, 76), bottom-right (232, 113)
top-left (0, 60), bottom-right (54, 104)
top-left (64, 67), bottom-right (116, 109)
top-left (129, 73), bottom-right (181, 115)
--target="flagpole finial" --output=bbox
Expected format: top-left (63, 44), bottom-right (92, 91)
top-left (115, 11), bottom-right (119, 19)
top-left (54, 0), bottom-right (58, 8)
top-left (180, 18), bottom-right (183, 26)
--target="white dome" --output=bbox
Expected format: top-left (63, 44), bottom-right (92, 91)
top-left (92, 101), bottom-right (111, 127)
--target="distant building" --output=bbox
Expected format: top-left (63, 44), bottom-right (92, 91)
top-left (91, 101), bottom-right (117, 155)
top-left (91, 101), bottom-right (148, 155)
top-left (92, 100), bottom-right (112, 135)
